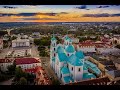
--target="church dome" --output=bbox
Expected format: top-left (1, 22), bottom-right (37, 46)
top-left (68, 54), bottom-right (83, 66)
top-left (75, 51), bottom-right (85, 59)
top-left (65, 45), bottom-right (75, 53)
top-left (57, 46), bottom-right (65, 53)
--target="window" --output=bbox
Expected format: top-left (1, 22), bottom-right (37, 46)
top-left (68, 54), bottom-right (69, 56)
top-left (78, 68), bottom-right (81, 72)
top-left (67, 64), bottom-right (68, 68)
top-left (54, 48), bottom-right (55, 51)
top-left (71, 67), bottom-right (73, 71)
top-left (54, 53), bottom-right (55, 57)
top-left (61, 74), bottom-right (62, 78)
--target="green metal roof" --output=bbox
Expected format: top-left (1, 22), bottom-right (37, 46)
top-left (83, 73), bottom-right (96, 80)
top-left (75, 51), bottom-right (85, 59)
top-left (57, 46), bottom-right (65, 53)
top-left (65, 45), bottom-right (75, 53)
top-left (61, 66), bottom-right (70, 74)
top-left (58, 53), bottom-right (68, 62)
top-left (51, 35), bottom-right (56, 41)
top-left (68, 54), bottom-right (83, 66)
top-left (63, 76), bottom-right (74, 84)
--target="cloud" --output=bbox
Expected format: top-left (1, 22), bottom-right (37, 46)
top-left (97, 5), bottom-right (110, 8)
top-left (75, 5), bottom-right (87, 9)
top-left (3, 6), bottom-right (18, 9)
top-left (22, 17), bottom-right (59, 20)
top-left (82, 13), bottom-right (120, 17)
top-left (0, 13), bottom-right (37, 17)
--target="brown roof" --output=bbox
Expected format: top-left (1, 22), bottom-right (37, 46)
top-left (0, 58), bottom-right (13, 63)
top-left (15, 58), bottom-right (40, 65)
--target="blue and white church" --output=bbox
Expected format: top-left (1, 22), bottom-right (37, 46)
top-left (50, 35), bottom-right (99, 84)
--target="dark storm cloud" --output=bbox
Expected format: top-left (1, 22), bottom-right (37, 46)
top-left (3, 6), bottom-right (18, 9)
top-left (82, 13), bottom-right (120, 17)
top-left (0, 13), bottom-right (37, 17)
top-left (0, 12), bottom-right (69, 17)
top-left (97, 5), bottom-right (110, 8)
top-left (75, 5), bottom-right (87, 9)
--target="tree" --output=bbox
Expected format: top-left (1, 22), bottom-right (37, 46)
top-left (52, 79), bottom-right (60, 85)
top-left (11, 36), bottom-right (17, 40)
top-left (19, 77), bottom-right (27, 85)
top-left (34, 39), bottom-right (41, 46)
top-left (15, 67), bottom-right (27, 81)
top-left (7, 61), bottom-right (16, 75)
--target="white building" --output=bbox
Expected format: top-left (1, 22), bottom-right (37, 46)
top-left (15, 58), bottom-right (41, 70)
top-left (71, 38), bottom-right (79, 44)
top-left (50, 35), bottom-right (99, 84)
top-left (77, 43), bottom-right (96, 53)
top-left (12, 38), bottom-right (30, 48)
top-left (0, 58), bottom-right (14, 72)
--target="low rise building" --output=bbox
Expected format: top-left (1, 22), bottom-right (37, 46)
top-left (12, 38), bottom-right (30, 48)
top-left (0, 58), bottom-right (14, 72)
top-left (15, 58), bottom-right (41, 70)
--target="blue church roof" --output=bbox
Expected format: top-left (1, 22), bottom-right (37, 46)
top-left (65, 36), bottom-right (72, 42)
top-left (57, 46), bottom-right (65, 53)
top-left (85, 60), bottom-right (101, 75)
top-left (65, 45), bottom-right (75, 53)
top-left (61, 66), bottom-right (70, 74)
top-left (68, 54), bottom-right (83, 66)
top-left (51, 35), bottom-right (56, 41)
top-left (75, 51), bottom-right (85, 59)
top-left (58, 53), bottom-right (68, 62)
top-left (63, 76), bottom-right (74, 84)
top-left (83, 73), bottom-right (96, 80)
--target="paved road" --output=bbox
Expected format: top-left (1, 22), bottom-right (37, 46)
top-left (41, 57), bottom-right (63, 84)
top-left (0, 77), bottom-right (14, 85)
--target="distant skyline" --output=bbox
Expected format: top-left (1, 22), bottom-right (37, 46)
top-left (0, 5), bottom-right (120, 22)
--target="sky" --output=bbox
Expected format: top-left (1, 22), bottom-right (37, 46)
top-left (0, 5), bottom-right (120, 22)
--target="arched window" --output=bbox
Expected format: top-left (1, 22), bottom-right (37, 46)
top-left (71, 67), bottom-right (73, 71)
top-left (68, 54), bottom-right (69, 56)
top-left (78, 68), bottom-right (81, 72)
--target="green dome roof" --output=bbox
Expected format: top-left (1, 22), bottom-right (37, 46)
top-left (57, 46), bottom-right (65, 53)
top-left (68, 54), bottom-right (83, 66)
top-left (58, 53), bottom-right (68, 62)
top-left (51, 35), bottom-right (56, 41)
top-left (65, 36), bottom-right (72, 42)
top-left (75, 51), bottom-right (85, 59)
top-left (65, 45), bottom-right (75, 53)
top-left (61, 66), bottom-right (70, 74)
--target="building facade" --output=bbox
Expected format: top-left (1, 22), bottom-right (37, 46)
top-left (50, 35), bottom-right (100, 84)
top-left (0, 58), bottom-right (14, 72)
top-left (12, 38), bottom-right (30, 48)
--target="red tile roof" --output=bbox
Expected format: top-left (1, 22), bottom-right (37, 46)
top-left (0, 59), bottom-right (13, 63)
top-left (15, 58), bottom-right (40, 65)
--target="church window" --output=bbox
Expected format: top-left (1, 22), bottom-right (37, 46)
top-left (67, 64), bottom-right (68, 68)
top-left (78, 68), bottom-right (81, 72)
top-left (71, 67), bottom-right (73, 71)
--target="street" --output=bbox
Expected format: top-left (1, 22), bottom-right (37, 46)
top-left (0, 77), bottom-right (14, 85)
top-left (41, 57), bottom-right (63, 84)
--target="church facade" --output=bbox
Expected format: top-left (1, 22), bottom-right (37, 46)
top-left (50, 35), bottom-right (97, 84)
